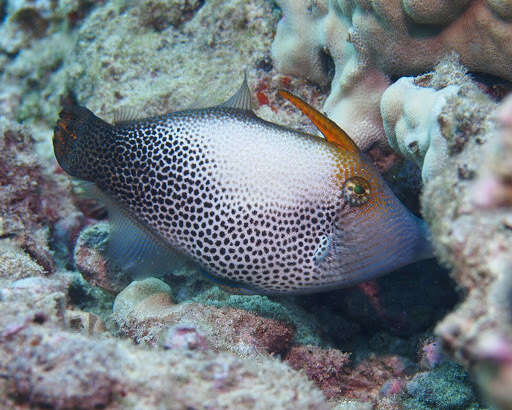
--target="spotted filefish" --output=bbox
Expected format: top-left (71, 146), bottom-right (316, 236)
top-left (53, 78), bottom-right (432, 294)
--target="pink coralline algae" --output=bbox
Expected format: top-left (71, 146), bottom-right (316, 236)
top-left (285, 345), bottom-right (351, 399)
top-left (285, 345), bottom-right (411, 402)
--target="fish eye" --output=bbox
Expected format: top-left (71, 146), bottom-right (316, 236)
top-left (343, 177), bottom-right (370, 206)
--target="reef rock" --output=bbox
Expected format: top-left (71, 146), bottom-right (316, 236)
top-left (0, 275), bottom-right (327, 410)
top-left (401, 62), bottom-right (512, 408)
top-left (113, 278), bottom-right (295, 356)
top-left (0, 119), bottom-right (77, 276)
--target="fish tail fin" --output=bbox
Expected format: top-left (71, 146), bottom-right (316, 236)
top-left (53, 94), bottom-right (115, 181)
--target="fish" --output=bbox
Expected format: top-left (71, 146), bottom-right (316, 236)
top-left (53, 77), bottom-right (433, 295)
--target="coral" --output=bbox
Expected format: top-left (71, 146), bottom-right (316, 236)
top-left (381, 77), bottom-right (457, 182)
top-left (272, 0), bottom-right (389, 151)
top-left (0, 0), bottom-right (501, 408)
top-left (113, 278), bottom-right (294, 355)
top-left (272, 0), bottom-right (512, 151)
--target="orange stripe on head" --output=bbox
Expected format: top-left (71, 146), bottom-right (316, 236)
top-left (278, 89), bottom-right (360, 154)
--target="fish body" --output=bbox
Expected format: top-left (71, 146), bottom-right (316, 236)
top-left (53, 83), bottom-right (432, 294)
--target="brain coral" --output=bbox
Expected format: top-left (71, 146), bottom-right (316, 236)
top-left (272, 0), bottom-right (512, 150)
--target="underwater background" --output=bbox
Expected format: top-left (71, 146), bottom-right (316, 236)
top-left (1, 0), bottom-right (512, 408)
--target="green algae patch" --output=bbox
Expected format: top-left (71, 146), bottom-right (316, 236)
top-left (404, 362), bottom-right (483, 410)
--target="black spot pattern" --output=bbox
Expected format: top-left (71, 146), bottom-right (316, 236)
top-left (94, 108), bottom-right (344, 293)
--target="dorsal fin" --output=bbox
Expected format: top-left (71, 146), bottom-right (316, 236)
top-left (219, 72), bottom-right (253, 111)
top-left (278, 89), bottom-right (360, 153)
